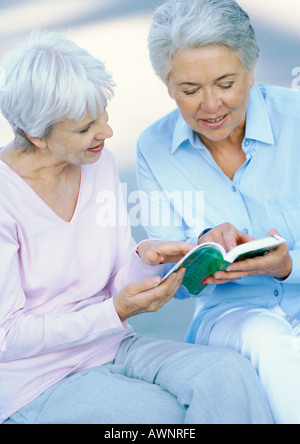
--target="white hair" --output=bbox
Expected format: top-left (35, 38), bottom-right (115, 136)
top-left (148, 0), bottom-right (260, 84)
top-left (0, 30), bottom-right (114, 151)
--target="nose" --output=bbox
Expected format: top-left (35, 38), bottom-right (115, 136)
top-left (95, 115), bottom-right (113, 140)
top-left (200, 88), bottom-right (222, 114)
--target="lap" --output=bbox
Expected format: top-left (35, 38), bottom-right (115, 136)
top-left (4, 334), bottom-right (271, 424)
top-left (115, 334), bottom-right (252, 394)
top-left (4, 362), bottom-right (186, 424)
top-left (5, 335), bottom-right (227, 425)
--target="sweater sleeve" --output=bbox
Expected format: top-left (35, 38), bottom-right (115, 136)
top-left (0, 214), bottom-right (129, 362)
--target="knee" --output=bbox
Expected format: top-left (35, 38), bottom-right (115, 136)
top-left (236, 311), bottom-right (287, 350)
top-left (193, 345), bottom-right (256, 379)
top-left (212, 346), bottom-right (257, 377)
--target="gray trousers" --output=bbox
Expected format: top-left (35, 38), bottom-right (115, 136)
top-left (4, 334), bottom-right (273, 424)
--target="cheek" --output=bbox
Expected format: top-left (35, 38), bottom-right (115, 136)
top-left (226, 84), bottom-right (251, 109)
top-left (175, 98), bottom-right (198, 117)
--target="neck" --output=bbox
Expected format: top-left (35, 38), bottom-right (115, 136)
top-left (199, 118), bottom-right (246, 154)
top-left (197, 123), bottom-right (247, 180)
top-left (0, 141), bottom-right (74, 181)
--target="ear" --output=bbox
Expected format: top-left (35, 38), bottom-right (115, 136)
top-left (25, 133), bottom-right (48, 150)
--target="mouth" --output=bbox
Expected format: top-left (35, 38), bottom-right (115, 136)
top-left (201, 114), bottom-right (229, 128)
top-left (87, 142), bottom-right (105, 153)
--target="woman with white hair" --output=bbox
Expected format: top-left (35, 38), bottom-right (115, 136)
top-left (137, 0), bottom-right (300, 424)
top-left (0, 30), bottom-right (273, 424)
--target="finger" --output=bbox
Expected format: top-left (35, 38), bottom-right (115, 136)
top-left (209, 278), bottom-right (242, 285)
top-left (226, 253), bottom-right (269, 271)
top-left (158, 268), bottom-right (185, 292)
top-left (156, 269), bottom-right (186, 300)
top-left (235, 230), bottom-right (254, 245)
top-left (205, 272), bottom-right (247, 284)
top-left (150, 241), bottom-right (193, 262)
top-left (269, 228), bottom-right (279, 236)
top-left (215, 271), bottom-right (248, 280)
top-left (222, 227), bottom-right (240, 251)
top-left (140, 270), bottom-right (185, 312)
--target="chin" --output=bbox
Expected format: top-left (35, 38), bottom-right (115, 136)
top-left (82, 151), bottom-right (103, 164)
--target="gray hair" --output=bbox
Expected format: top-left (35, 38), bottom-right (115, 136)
top-left (148, 0), bottom-right (260, 84)
top-left (0, 30), bottom-right (114, 152)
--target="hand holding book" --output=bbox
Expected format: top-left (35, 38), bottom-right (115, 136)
top-left (160, 225), bottom-right (291, 295)
top-left (207, 228), bottom-right (292, 285)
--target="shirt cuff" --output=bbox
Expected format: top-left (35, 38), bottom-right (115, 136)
top-left (103, 297), bottom-right (129, 331)
top-left (278, 249), bottom-right (300, 284)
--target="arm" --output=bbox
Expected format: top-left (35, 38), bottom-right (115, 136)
top-left (0, 218), bottom-right (128, 362)
top-left (136, 143), bottom-right (196, 243)
top-left (0, 198), bottom-right (121, 362)
top-left (0, 217), bottom-right (188, 362)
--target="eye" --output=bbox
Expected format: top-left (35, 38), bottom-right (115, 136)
top-left (79, 125), bottom-right (91, 134)
top-left (183, 89), bottom-right (198, 96)
top-left (218, 82), bottom-right (234, 90)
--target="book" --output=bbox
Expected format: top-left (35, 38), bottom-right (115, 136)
top-left (160, 234), bottom-right (286, 295)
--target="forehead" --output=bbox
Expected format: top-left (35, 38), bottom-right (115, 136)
top-left (170, 45), bottom-right (245, 83)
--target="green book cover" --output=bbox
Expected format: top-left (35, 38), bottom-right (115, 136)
top-left (160, 235), bottom-right (286, 296)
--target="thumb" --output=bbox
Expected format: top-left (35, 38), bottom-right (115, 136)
top-left (146, 249), bottom-right (161, 266)
top-left (126, 276), bottom-right (162, 295)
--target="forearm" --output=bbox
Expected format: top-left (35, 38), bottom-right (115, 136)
top-left (1, 298), bottom-right (127, 362)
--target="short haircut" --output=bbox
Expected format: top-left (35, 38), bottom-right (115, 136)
top-left (148, 0), bottom-right (260, 84)
top-left (0, 30), bottom-right (114, 151)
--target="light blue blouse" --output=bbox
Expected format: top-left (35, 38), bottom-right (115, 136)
top-left (137, 83), bottom-right (300, 344)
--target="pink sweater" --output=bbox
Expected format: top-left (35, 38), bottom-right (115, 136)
top-left (0, 149), bottom-right (163, 423)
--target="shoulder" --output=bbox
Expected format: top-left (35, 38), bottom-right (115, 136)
top-left (137, 109), bottom-right (180, 153)
top-left (0, 163), bottom-right (23, 231)
top-left (0, 162), bottom-right (19, 202)
top-left (258, 83), bottom-right (300, 114)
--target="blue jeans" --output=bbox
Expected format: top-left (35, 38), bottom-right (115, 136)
top-left (4, 334), bottom-right (273, 424)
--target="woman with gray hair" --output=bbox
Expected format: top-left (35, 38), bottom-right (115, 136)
top-left (0, 30), bottom-right (273, 424)
top-left (137, 0), bottom-right (300, 424)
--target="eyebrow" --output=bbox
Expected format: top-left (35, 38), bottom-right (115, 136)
top-left (179, 73), bottom-right (237, 86)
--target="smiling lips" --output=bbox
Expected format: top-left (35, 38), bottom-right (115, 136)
top-left (87, 142), bottom-right (105, 153)
top-left (201, 113), bottom-right (228, 127)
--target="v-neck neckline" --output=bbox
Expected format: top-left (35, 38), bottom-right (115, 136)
top-left (0, 160), bottom-right (85, 225)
